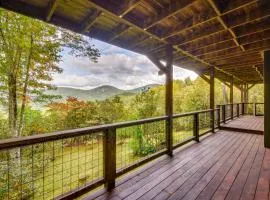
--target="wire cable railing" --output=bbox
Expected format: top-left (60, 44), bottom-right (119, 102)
top-left (0, 108), bottom-right (220, 199)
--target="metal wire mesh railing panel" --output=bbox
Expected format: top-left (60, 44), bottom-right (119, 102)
top-left (173, 115), bottom-right (194, 146)
top-left (239, 104), bottom-right (243, 115)
top-left (116, 120), bottom-right (166, 171)
top-left (246, 103), bottom-right (254, 115)
top-left (198, 112), bottom-right (211, 135)
top-left (214, 110), bottom-right (220, 128)
top-left (219, 106), bottom-right (224, 123)
top-left (225, 105), bottom-right (232, 120)
top-left (255, 103), bottom-right (264, 116)
top-left (233, 104), bottom-right (238, 117)
top-left (0, 132), bottom-right (104, 200)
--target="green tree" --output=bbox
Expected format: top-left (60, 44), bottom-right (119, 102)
top-left (0, 9), bottom-right (100, 138)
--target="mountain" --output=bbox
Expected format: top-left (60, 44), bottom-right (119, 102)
top-left (46, 84), bottom-right (160, 101)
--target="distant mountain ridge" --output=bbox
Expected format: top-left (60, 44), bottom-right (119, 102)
top-left (46, 84), bottom-right (160, 100)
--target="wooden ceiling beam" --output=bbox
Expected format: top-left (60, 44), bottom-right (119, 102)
top-left (233, 17), bottom-right (270, 37)
top-left (45, 0), bottom-right (59, 22)
top-left (183, 29), bottom-right (270, 53)
top-left (209, 54), bottom-right (262, 65)
top-left (173, 23), bottom-right (224, 46)
top-left (163, 0), bottom-right (263, 40)
top-left (253, 65), bottom-right (264, 81)
top-left (218, 61), bottom-right (263, 68)
top-left (180, 30), bottom-right (231, 51)
top-left (221, 0), bottom-right (259, 14)
top-left (144, 0), bottom-right (197, 30)
top-left (81, 10), bottom-right (102, 32)
top-left (129, 35), bottom-right (151, 48)
top-left (206, 0), bottom-right (245, 51)
top-left (238, 29), bottom-right (270, 45)
top-left (190, 39), bottom-right (236, 56)
top-left (225, 1), bottom-right (270, 28)
top-left (147, 55), bottom-right (167, 74)
top-left (162, 11), bottom-right (216, 40)
top-left (176, 9), bottom-right (270, 48)
top-left (108, 24), bottom-right (131, 42)
top-left (118, 0), bottom-right (142, 17)
top-left (244, 39), bottom-right (270, 50)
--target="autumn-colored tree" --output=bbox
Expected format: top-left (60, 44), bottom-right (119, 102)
top-left (0, 9), bottom-right (100, 139)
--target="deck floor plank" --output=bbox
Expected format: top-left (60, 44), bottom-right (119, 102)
top-left (83, 116), bottom-right (269, 200)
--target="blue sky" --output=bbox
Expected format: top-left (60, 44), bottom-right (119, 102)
top-left (52, 39), bottom-right (198, 90)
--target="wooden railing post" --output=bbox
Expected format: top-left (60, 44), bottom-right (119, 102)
top-left (222, 105), bottom-right (226, 123)
top-left (242, 103), bottom-right (245, 115)
top-left (237, 103), bottom-right (239, 117)
top-left (211, 109), bottom-right (215, 133)
top-left (104, 128), bottom-right (116, 191)
top-left (193, 113), bottom-right (199, 142)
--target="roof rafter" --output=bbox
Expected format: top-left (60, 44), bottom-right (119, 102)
top-left (144, 0), bottom-right (197, 30)
top-left (206, 0), bottom-right (245, 51)
top-left (81, 10), bottom-right (102, 32)
top-left (118, 0), bottom-right (143, 17)
top-left (45, 0), bottom-right (59, 22)
top-left (108, 24), bottom-right (130, 42)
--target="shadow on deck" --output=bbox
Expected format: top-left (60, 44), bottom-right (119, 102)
top-left (85, 116), bottom-right (269, 200)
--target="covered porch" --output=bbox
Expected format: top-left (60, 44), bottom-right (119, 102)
top-left (0, 0), bottom-right (269, 199)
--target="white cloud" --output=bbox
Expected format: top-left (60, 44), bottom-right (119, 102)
top-left (52, 40), bottom-right (198, 90)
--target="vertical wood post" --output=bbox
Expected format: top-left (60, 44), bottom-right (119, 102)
top-left (230, 78), bottom-right (234, 120)
top-left (237, 103), bottom-right (239, 117)
top-left (104, 128), bottom-right (116, 191)
top-left (264, 50), bottom-right (270, 148)
top-left (253, 103), bottom-right (256, 116)
top-left (165, 44), bottom-right (173, 156)
top-left (240, 85), bottom-right (244, 103)
top-left (210, 67), bottom-right (215, 132)
top-left (193, 113), bottom-right (199, 142)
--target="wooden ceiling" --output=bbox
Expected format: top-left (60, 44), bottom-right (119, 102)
top-left (0, 0), bottom-right (269, 85)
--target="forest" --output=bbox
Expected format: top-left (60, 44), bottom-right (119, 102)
top-left (0, 8), bottom-right (264, 200)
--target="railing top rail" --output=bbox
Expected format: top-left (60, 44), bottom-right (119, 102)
top-left (0, 115), bottom-right (168, 150)
top-left (172, 108), bottom-right (219, 118)
top-left (0, 108), bottom-right (218, 150)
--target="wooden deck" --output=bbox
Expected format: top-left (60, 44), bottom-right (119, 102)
top-left (220, 115), bottom-right (264, 134)
top-left (84, 128), bottom-right (270, 200)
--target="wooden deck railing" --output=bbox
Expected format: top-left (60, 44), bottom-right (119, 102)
top-left (217, 102), bottom-right (264, 124)
top-left (0, 109), bottom-right (220, 200)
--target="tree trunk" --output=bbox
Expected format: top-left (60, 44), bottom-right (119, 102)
top-left (8, 48), bottom-right (21, 159)
top-left (18, 35), bottom-right (33, 136)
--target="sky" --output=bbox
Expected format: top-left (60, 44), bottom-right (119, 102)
top-left (52, 39), bottom-right (198, 90)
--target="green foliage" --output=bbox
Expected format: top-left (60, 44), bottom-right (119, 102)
top-left (129, 126), bottom-right (156, 156)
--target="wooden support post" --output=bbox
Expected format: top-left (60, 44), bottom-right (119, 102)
top-left (264, 50), bottom-right (270, 148)
top-left (165, 44), bottom-right (173, 156)
top-left (193, 113), bottom-right (199, 142)
top-left (104, 128), bottom-right (116, 191)
top-left (242, 103), bottom-right (245, 115)
top-left (230, 78), bottom-right (234, 120)
top-left (254, 103), bottom-right (257, 116)
top-left (237, 103), bottom-right (239, 117)
top-left (210, 67), bottom-right (215, 132)
top-left (240, 85), bottom-right (244, 103)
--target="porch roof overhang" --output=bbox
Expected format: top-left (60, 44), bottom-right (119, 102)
top-left (0, 0), bottom-right (269, 85)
